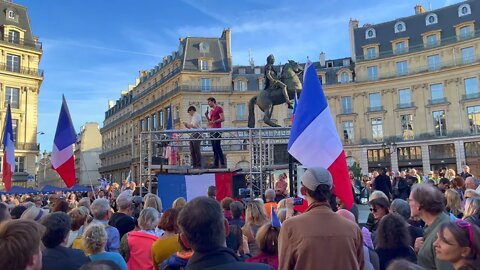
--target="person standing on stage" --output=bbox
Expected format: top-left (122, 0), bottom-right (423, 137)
top-left (184, 106), bottom-right (202, 168)
top-left (205, 97), bottom-right (225, 168)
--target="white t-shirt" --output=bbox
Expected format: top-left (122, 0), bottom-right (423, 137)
top-left (189, 112), bottom-right (202, 129)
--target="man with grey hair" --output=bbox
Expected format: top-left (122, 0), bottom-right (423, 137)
top-left (390, 199), bottom-right (423, 248)
top-left (178, 197), bottom-right (272, 270)
top-left (109, 190), bottom-right (135, 239)
top-left (465, 176), bottom-right (478, 190)
top-left (90, 198), bottom-right (120, 252)
top-left (264, 188), bottom-right (277, 219)
top-left (460, 165), bottom-right (473, 180)
top-left (278, 167), bottom-right (364, 270)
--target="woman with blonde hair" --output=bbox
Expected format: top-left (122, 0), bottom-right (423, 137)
top-left (446, 169), bottom-right (457, 180)
top-left (82, 224), bottom-right (127, 270)
top-left (246, 223), bottom-right (280, 269)
top-left (143, 193), bottom-right (163, 213)
top-left (242, 200), bottom-right (268, 256)
top-left (463, 197), bottom-right (480, 227)
top-left (445, 189), bottom-right (463, 219)
top-left (66, 206), bottom-right (90, 247)
top-left (172, 197), bottom-right (186, 210)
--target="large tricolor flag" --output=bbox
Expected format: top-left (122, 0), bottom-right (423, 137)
top-left (288, 62), bottom-right (353, 209)
top-left (157, 173), bottom-right (236, 208)
top-left (2, 104), bottom-right (15, 192)
top-left (51, 96), bottom-right (77, 188)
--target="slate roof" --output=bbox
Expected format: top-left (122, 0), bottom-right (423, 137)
top-left (182, 37), bottom-right (230, 72)
top-left (353, 0), bottom-right (479, 58)
top-left (0, 0), bottom-right (35, 41)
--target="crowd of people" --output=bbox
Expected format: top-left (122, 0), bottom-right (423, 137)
top-left (1, 165), bottom-right (480, 270)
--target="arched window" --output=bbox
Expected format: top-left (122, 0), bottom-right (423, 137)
top-left (341, 72), bottom-right (349, 83)
top-left (394, 21), bottom-right (406, 33)
top-left (458, 4), bottom-right (471, 17)
top-left (426, 13), bottom-right (438, 26)
top-left (365, 28), bottom-right (376, 39)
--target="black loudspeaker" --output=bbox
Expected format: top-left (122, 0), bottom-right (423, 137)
top-left (232, 174), bottom-right (247, 199)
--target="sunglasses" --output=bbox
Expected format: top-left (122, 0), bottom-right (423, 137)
top-left (456, 220), bottom-right (475, 252)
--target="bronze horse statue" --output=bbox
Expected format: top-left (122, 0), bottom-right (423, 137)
top-left (248, 60), bottom-right (303, 128)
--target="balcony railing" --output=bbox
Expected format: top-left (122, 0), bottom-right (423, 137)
top-left (0, 35), bottom-right (42, 51)
top-left (14, 143), bottom-right (39, 151)
top-left (0, 62), bottom-right (44, 77)
top-left (357, 53), bottom-right (480, 82)
top-left (428, 97), bottom-right (448, 105)
top-left (357, 29), bottom-right (480, 62)
top-left (462, 92), bottom-right (480, 100)
top-left (341, 108), bottom-right (353, 114)
top-left (367, 106), bottom-right (384, 112)
top-left (397, 102), bottom-right (415, 109)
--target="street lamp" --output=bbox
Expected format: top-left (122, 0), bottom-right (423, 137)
top-left (38, 150), bottom-right (51, 184)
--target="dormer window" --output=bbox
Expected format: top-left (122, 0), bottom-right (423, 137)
top-left (394, 21), bottom-right (406, 33)
top-left (8, 10), bottom-right (15, 19)
top-left (459, 4), bottom-right (471, 17)
top-left (366, 28), bottom-right (376, 39)
top-left (426, 13), bottom-right (438, 26)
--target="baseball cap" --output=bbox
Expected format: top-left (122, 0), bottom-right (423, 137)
top-left (301, 167), bottom-right (333, 191)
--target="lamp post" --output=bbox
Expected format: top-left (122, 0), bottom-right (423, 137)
top-left (382, 142), bottom-right (398, 172)
top-left (38, 150), bottom-right (51, 184)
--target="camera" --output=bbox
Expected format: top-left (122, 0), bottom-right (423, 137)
top-left (293, 197), bottom-right (304, 205)
top-left (238, 188), bottom-right (251, 197)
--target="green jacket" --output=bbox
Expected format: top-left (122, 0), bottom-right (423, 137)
top-left (417, 212), bottom-right (454, 270)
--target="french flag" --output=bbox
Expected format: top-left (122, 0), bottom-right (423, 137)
top-left (51, 96), bottom-right (77, 188)
top-left (2, 104), bottom-right (15, 192)
top-left (157, 173), bottom-right (235, 208)
top-left (288, 62), bottom-right (353, 209)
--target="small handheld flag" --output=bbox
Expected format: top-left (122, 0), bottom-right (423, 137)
top-left (271, 207), bottom-right (281, 228)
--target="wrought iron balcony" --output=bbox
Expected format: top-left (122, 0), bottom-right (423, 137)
top-left (0, 62), bottom-right (44, 77)
top-left (397, 102), bottom-right (415, 109)
top-left (462, 92), bottom-right (480, 100)
top-left (428, 98), bottom-right (448, 105)
top-left (0, 35), bottom-right (42, 51)
top-left (14, 142), bottom-right (39, 151)
top-left (367, 106), bottom-right (384, 112)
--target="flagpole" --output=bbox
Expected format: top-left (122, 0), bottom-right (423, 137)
top-left (79, 150), bottom-right (96, 199)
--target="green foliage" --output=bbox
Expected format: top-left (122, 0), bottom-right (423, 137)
top-left (348, 162), bottom-right (362, 179)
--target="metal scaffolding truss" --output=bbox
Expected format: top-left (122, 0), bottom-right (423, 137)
top-left (138, 127), bottom-right (291, 196)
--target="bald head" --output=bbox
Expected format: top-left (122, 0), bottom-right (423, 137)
top-left (336, 209), bottom-right (356, 223)
top-left (465, 177), bottom-right (478, 190)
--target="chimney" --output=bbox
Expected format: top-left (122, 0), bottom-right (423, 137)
top-left (415, 4), bottom-right (426, 15)
top-left (108, 100), bottom-right (115, 109)
top-left (349, 19), bottom-right (359, 62)
top-left (319, 52), bottom-right (326, 67)
top-left (222, 28), bottom-right (232, 69)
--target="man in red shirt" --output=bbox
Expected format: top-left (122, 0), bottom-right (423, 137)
top-left (205, 97), bottom-right (225, 168)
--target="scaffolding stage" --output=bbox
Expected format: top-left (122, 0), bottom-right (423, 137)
top-left (138, 127), bottom-right (292, 196)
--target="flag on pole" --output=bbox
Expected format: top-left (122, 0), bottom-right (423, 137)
top-left (291, 91), bottom-right (298, 122)
top-left (126, 170), bottom-right (132, 183)
top-left (288, 62), bottom-right (353, 209)
top-left (166, 106), bottom-right (177, 165)
top-left (2, 104), bottom-right (15, 192)
top-left (51, 96), bottom-right (77, 188)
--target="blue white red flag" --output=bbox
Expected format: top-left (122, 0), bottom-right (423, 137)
top-left (271, 207), bottom-right (281, 228)
top-left (2, 104), bottom-right (15, 192)
top-left (291, 91), bottom-right (298, 122)
top-left (51, 96), bottom-right (77, 188)
top-left (288, 62), bottom-right (353, 209)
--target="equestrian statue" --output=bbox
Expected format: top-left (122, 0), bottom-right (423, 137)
top-left (248, 54), bottom-right (304, 128)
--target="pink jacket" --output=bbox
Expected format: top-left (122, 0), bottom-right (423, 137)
top-left (127, 231), bottom-right (159, 270)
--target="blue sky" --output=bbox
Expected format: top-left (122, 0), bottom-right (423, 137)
top-left (16, 0), bottom-right (462, 152)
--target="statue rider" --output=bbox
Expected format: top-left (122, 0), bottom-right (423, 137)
top-left (264, 54), bottom-right (292, 107)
